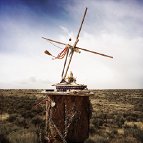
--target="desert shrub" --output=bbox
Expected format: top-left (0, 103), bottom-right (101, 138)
top-left (135, 129), bottom-right (143, 142)
top-left (85, 137), bottom-right (96, 143)
top-left (31, 116), bottom-right (43, 127)
top-left (110, 137), bottom-right (138, 143)
top-left (21, 110), bottom-right (34, 118)
top-left (8, 129), bottom-right (38, 143)
top-left (0, 134), bottom-right (10, 143)
top-left (124, 127), bottom-right (143, 142)
top-left (7, 114), bottom-right (17, 122)
top-left (0, 123), bottom-right (20, 135)
top-left (0, 122), bottom-right (41, 143)
top-left (126, 116), bottom-right (137, 122)
top-left (86, 136), bottom-right (109, 143)
top-left (15, 116), bottom-right (27, 127)
top-left (1, 95), bottom-right (38, 117)
top-left (109, 129), bottom-right (118, 138)
top-left (0, 123), bottom-right (24, 143)
top-left (134, 103), bottom-right (143, 112)
top-left (89, 123), bottom-right (97, 135)
top-left (92, 118), bottom-right (104, 128)
top-left (114, 115), bottom-right (125, 127)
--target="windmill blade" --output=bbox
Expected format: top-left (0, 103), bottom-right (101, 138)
top-left (62, 8), bottom-right (88, 81)
top-left (76, 7), bottom-right (88, 40)
top-left (76, 47), bottom-right (113, 58)
top-left (42, 37), bottom-right (66, 46)
top-left (44, 50), bottom-right (53, 56)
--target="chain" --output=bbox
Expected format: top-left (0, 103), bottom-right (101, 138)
top-left (50, 119), bottom-right (67, 143)
top-left (45, 97), bottom-right (81, 143)
top-left (47, 99), bottom-right (67, 143)
top-left (64, 110), bottom-right (76, 138)
top-left (64, 104), bottom-right (68, 138)
top-left (64, 102), bottom-right (81, 138)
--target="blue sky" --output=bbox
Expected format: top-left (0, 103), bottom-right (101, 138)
top-left (0, 0), bottom-right (143, 89)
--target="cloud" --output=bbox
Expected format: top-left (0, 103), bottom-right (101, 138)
top-left (0, 0), bottom-right (143, 88)
top-left (62, 0), bottom-right (143, 88)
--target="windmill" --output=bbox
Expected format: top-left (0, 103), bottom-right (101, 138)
top-left (42, 8), bottom-right (113, 91)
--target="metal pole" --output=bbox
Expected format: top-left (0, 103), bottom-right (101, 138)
top-left (62, 8), bottom-right (88, 80)
top-left (62, 40), bottom-right (79, 80)
top-left (61, 48), bottom-right (69, 81)
top-left (45, 100), bottom-right (48, 136)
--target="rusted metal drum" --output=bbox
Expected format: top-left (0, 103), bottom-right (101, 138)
top-left (44, 91), bottom-right (92, 143)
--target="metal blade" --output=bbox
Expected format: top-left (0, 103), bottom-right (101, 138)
top-left (44, 50), bottom-right (53, 56)
top-left (62, 8), bottom-right (88, 81)
top-left (76, 47), bottom-right (113, 58)
top-left (42, 37), bottom-right (66, 46)
top-left (76, 7), bottom-right (88, 40)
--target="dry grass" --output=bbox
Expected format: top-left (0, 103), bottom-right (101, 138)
top-left (88, 89), bottom-right (143, 143)
top-left (0, 113), bottom-right (9, 121)
top-left (0, 89), bottom-right (143, 143)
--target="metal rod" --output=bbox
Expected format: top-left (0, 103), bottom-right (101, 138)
top-left (62, 8), bottom-right (88, 80)
top-left (61, 48), bottom-right (69, 79)
top-left (45, 100), bottom-right (48, 136)
top-left (76, 47), bottom-right (113, 58)
top-left (62, 39), bottom-right (79, 80)
top-left (42, 37), bottom-right (66, 46)
top-left (76, 7), bottom-right (88, 40)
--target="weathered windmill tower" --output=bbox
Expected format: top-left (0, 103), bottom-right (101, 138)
top-left (41, 8), bottom-right (113, 143)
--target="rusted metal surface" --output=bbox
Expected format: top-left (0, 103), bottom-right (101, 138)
top-left (56, 85), bottom-right (87, 92)
top-left (42, 90), bottom-right (93, 97)
top-left (45, 94), bottom-right (92, 143)
top-left (76, 46), bottom-right (113, 58)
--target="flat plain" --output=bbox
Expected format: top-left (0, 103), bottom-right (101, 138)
top-left (0, 89), bottom-right (143, 143)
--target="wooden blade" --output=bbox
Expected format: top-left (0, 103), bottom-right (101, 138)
top-left (76, 7), bottom-right (88, 40)
top-left (42, 37), bottom-right (66, 46)
top-left (44, 50), bottom-right (53, 56)
top-left (76, 47), bottom-right (113, 58)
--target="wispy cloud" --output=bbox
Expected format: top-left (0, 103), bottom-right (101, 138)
top-left (0, 0), bottom-right (143, 88)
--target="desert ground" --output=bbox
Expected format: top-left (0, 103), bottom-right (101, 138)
top-left (0, 89), bottom-right (143, 143)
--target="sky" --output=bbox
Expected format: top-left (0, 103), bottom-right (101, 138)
top-left (0, 0), bottom-right (143, 89)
